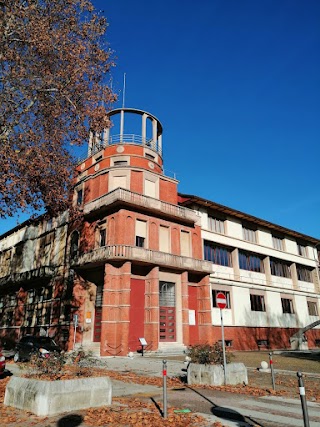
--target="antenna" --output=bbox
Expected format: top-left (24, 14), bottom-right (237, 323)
top-left (122, 73), bottom-right (126, 108)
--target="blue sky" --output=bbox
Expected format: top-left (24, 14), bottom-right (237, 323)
top-left (1, 0), bottom-right (319, 238)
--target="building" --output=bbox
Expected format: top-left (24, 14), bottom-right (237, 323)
top-left (0, 107), bottom-right (319, 355)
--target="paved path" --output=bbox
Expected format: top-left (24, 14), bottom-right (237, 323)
top-left (5, 357), bottom-right (320, 427)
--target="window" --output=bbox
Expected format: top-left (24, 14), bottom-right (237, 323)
top-left (281, 298), bottom-right (294, 314)
top-left (135, 220), bottom-right (147, 248)
top-left (250, 294), bottom-right (266, 312)
top-left (243, 226), bottom-right (257, 243)
top-left (204, 241), bottom-right (232, 267)
top-left (70, 231), bottom-right (79, 258)
top-left (257, 340), bottom-right (269, 348)
top-left (136, 236), bottom-right (145, 247)
top-left (218, 340), bottom-right (233, 347)
top-left (145, 179), bottom-right (156, 198)
top-left (77, 189), bottom-right (83, 206)
top-left (270, 258), bottom-right (291, 278)
top-left (239, 251), bottom-right (264, 272)
top-left (145, 153), bottom-right (155, 160)
top-left (212, 290), bottom-right (231, 308)
top-left (297, 243), bottom-right (308, 257)
top-left (297, 265), bottom-right (313, 282)
top-left (180, 230), bottom-right (190, 257)
top-left (272, 235), bottom-right (284, 251)
top-left (208, 215), bottom-right (225, 234)
top-left (114, 160), bottom-right (128, 166)
top-left (307, 301), bottom-right (318, 316)
top-left (159, 226), bottom-right (170, 252)
top-left (99, 229), bottom-right (106, 247)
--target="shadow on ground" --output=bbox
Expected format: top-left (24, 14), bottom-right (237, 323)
top-left (57, 414), bottom-right (83, 427)
top-left (280, 351), bottom-right (320, 362)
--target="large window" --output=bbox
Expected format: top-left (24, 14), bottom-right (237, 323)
top-left (212, 290), bottom-right (231, 308)
top-left (204, 241), bottom-right (232, 267)
top-left (243, 226), bottom-right (257, 243)
top-left (281, 298), bottom-right (294, 314)
top-left (208, 215), bottom-right (225, 234)
top-left (297, 265), bottom-right (313, 283)
top-left (250, 294), bottom-right (266, 312)
top-left (272, 235), bottom-right (284, 251)
top-left (239, 251), bottom-right (264, 272)
top-left (307, 301), bottom-right (318, 316)
top-left (270, 258), bottom-right (291, 278)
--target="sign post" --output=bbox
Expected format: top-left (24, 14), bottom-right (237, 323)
top-left (73, 314), bottom-right (78, 350)
top-left (216, 292), bottom-right (227, 385)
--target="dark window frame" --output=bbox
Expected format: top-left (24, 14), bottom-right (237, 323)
top-left (250, 294), bottom-right (266, 312)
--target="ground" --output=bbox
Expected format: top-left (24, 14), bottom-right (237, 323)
top-left (0, 351), bottom-right (319, 426)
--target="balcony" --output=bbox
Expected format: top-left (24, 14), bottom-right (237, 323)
top-left (83, 188), bottom-right (200, 224)
top-left (0, 266), bottom-right (56, 287)
top-left (71, 245), bottom-right (213, 274)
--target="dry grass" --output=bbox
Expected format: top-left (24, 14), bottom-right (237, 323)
top-left (232, 350), bottom-right (320, 374)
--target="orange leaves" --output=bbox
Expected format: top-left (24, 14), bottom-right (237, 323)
top-left (0, 0), bottom-right (116, 218)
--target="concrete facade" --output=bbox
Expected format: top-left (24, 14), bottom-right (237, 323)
top-left (0, 107), bottom-right (319, 354)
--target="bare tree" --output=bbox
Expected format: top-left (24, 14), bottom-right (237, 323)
top-left (0, 0), bottom-right (116, 218)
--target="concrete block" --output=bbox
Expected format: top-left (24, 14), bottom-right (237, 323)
top-left (4, 376), bottom-right (112, 416)
top-left (187, 362), bottom-right (247, 386)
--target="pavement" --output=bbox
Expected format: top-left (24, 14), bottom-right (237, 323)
top-left (3, 355), bottom-right (320, 427)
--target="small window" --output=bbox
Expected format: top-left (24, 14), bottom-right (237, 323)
top-left (281, 298), bottom-right (294, 314)
top-left (272, 235), bottom-right (284, 251)
top-left (208, 215), bottom-right (225, 234)
top-left (145, 153), bottom-right (155, 160)
top-left (250, 294), bottom-right (266, 312)
top-left (257, 339), bottom-right (269, 348)
top-left (77, 189), bottom-right (83, 206)
top-left (307, 301), bottom-right (318, 316)
top-left (136, 236), bottom-right (145, 247)
top-left (297, 243), bottom-right (308, 257)
top-left (212, 290), bottom-right (231, 309)
top-left (243, 226), bottom-right (257, 243)
top-left (94, 155), bottom-right (102, 162)
top-left (70, 231), bottom-right (79, 258)
top-left (114, 160), bottom-right (128, 166)
top-left (218, 340), bottom-right (233, 347)
top-left (100, 229), bottom-right (106, 247)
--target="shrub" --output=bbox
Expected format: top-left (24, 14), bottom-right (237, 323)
top-left (187, 342), bottom-right (233, 365)
top-left (67, 347), bottom-right (99, 375)
top-left (27, 351), bottom-right (66, 380)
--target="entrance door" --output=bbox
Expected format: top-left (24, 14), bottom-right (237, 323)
top-left (93, 285), bottom-right (102, 342)
top-left (159, 282), bottom-right (176, 342)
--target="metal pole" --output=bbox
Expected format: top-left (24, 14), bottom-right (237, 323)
top-left (73, 324), bottom-right (77, 350)
top-left (162, 360), bottom-right (167, 418)
top-left (269, 352), bottom-right (276, 391)
top-left (297, 372), bottom-right (310, 427)
top-left (220, 309), bottom-right (227, 385)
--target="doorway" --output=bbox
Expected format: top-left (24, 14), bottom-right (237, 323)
top-left (159, 281), bottom-right (176, 342)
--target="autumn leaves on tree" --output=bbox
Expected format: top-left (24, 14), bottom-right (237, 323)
top-left (0, 0), bottom-right (116, 218)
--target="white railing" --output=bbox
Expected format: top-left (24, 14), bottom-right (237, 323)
top-left (77, 133), bottom-right (162, 164)
top-left (84, 188), bottom-right (200, 223)
top-left (72, 244), bottom-right (213, 273)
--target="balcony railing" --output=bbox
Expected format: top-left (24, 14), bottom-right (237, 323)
top-left (83, 188), bottom-right (200, 224)
top-left (71, 245), bottom-right (213, 274)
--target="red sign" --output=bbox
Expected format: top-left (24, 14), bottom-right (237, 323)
top-left (216, 292), bottom-right (227, 309)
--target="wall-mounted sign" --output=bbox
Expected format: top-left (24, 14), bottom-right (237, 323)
top-left (188, 310), bottom-right (196, 325)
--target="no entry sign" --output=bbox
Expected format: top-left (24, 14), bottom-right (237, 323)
top-left (216, 292), bottom-right (227, 309)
